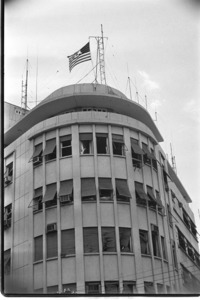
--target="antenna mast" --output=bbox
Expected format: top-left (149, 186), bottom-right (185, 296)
top-left (21, 58), bottom-right (29, 113)
top-left (170, 143), bottom-right (177, 174)
top-left (90, 24), bottom-right (107, 84)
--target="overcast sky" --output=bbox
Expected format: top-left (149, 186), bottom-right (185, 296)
top-left (5, 0), bottom-right (200, 235)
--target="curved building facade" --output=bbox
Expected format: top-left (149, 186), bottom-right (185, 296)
top-left (4, 84), bottom-right (200, 294)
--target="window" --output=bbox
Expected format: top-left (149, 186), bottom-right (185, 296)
top-left (81, 178), bottom-right (96, 201)
top-left (4, 204), bottom-right (12, 229)
top-left (162, 168), bottom-right (169, 191)
top-left (96, 133), bottom-right (109, 154)
top-left (61, 229), bottom-right (75, 256)
top-left (85, 282), bottom-right (101, 294)
top-left (44, 139), bottom-right (56, 161)
top-left (80, 133), bottom-right (93, 154)
top-left (4, 162), bottom-right (13, 185)
top-left (112, 134), bottom-right (125, 156)
top-left (144, 282), bottom-right (155, 294)
top-left (4, 249), bottom-right (11, 275)
top-left (151, 149), bottom-right (157, 171)
top-left (171, 240), bottom-right (178, 269)
top-left (99, 178), bottom-right (113, 201)
top-left (59, 180), bottom-right (73, 204)
top-left (178, 229), bottom-right (186, 252)
top-left (34, 235), bottom-right (43, 261)
top-left (123, 281), bottom-right (137, 294)
top-left (195, 251), bottom-right (200, 268)
top-left (187, 243), bottom-right (195, 261)
top-left (147, 186), bottom-right (157, 210)
top-left (142, 143), bottom-right (152, 166)
top-left (102, 227), bottom-right (116, 252)
top-left (161, 236), bottom-right (167, 260)
top-left (32, 143), bottom-right (43, 166)
top-left (119, 228), bottom-right (132, 252)
top-left (105, 282), bottom-right (119, 294)
top-left (191, 222), bottom-right (197, 238)
top-left (47, 231), bottom-right (58, 258)
top-left (43, 183), bottom-right (57, 208)
top-left (157, 283), bottom-right (164, 294)
top-left (47, 285), bottom-right (58, 294)
top-left (167, 204), bottom-right (173, 226)
top-left (135, 182), bottom-right (149, 206)
top-left (183, 209), bottom-right (191, 230)
top-left (151, 224), bottom-right (161, 257)
top-left (139, 230), bottom-right (150, 255)
top-left (62, 283), bottom-right (76, 294)
top-left (130, 138), bottom-right (143, 168)
top-left (155, 191), bottom-right (163, 214)
top-left (116, 179), bottom-right (131, 202)
top-left (60, 135), bottom-right (72, 157)
top-left (181, 265), bottom-right (200, 293)
top-left (33, 187), bottom-right (43, 212)
top-left (83, 228), bottom-right (99, 253)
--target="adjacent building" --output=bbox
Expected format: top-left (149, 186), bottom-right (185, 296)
top-left (4, 83), bottom-right (200, 294)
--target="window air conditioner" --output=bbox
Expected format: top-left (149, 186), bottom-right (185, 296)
top-left (33, 156), bottom-right (42, 164)
top-left (4, 176), bottom-right (12, 185)
top-left (47, 223), bottom-right (57, 233)
top-left (60, 195), bottom-right (71, 203)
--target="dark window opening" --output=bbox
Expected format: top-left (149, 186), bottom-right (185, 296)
top-left (85, 282), bottom-right (101, 294)
top-left (151, 149), bottom-right (157, 171)
top-left (139, 230), bottom-right (150, 255)
top-left (119, 228), bottom-right (132, 252)
top-left (60, 135), bottom-right (72, 157)
top-left (4, 162), bottom-right (13, 185)
top-left (105, 282), bottom-right (119, 294)
top-left (102, 227), bottom-right (116, 252)
top-left (151, 224), bottom-right (161, 257)
top-left (112, 134), bottom-right (125, 156)
top-left (33, 187), bottom-right (43, 212)
top-left (131, 138), bottom-right (143, 168)
top-left (187, 243), bottom-right (195, 261)
top-left (83, 228), bottom-right (99, 253)
top-left (116, 179), bottom-right (131, 202)
top-left (96, 134), bottom-right (109, 154)
top-left (178, 230), bottom-right (186, 252)
top-left (81, 178), bottom-right (96, 201)
top-left (147, 186), bottom-right (157, 210)
top-left (4, 249), bottom-right (11, 275)
top-left (171, 240), bottom-right (178, 269)
top-left (62, 283), bottom-right (76, 294)
top-left (99, 178), bottom-right (113, 201)
top-left (142, 143), bottom-right (152, 166)
top-left (34, 235), bottom-right (43, 261)
top-left (144, 282), bottom-right (155, 294)
top-left (123, 281), bottom-right (137, 294)
top-left (4, 204), bottom-right (12, 229)
top-left (80, 133), bottom-right (93, 154)
top-left (161, 236), bottom-right (167, 260)
top-left (162, 168), bottom-right (169, 191)
top-left (61, 229), bottom-right (75, 256)
top-left (135, 182), bottom-right (148, 206)
top-left (47, 231), bottom-right (58, 258)
top-left (157, 284), bottom-right (164, 294)
top-left (183, 210), bottom-right (191, 230)
top-left (155, 191), bottom-right (163, 214)
top-left (47, 285), bottom-right (58, 294)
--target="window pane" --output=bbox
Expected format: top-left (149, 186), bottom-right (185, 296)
top-left (34, 235), bottom-right (43, 261)
top-left (63, 283), bottom-right (76, 294)
top-left (47, 232), bottom-right (58, 258)
top-left (161, 236), bottom-right (167, 260)
top-left (139, 230), bottom-right (150, 255)
top-left (102, 227), bottom-right (116, 252)
top-left (96, 136), bottom-right (108, 154)
top-left (61, 229), bottom-right (75, 256)
top-left (4, 249), bottom-right (11, 275)
top-left (151, 225), bottom-right (160, 257)
top-left (144, 282), bottom-right (155, 294)
top-left (83, 228), bottom-right (99, 253)
top-left (47, 285), bottom-right (58, 294)
top-left (85, 282), bottom-right (101, 294)
top-left (119, 228), bottom-right (132, 252)
top-left (105, 282), bottom-right (119, 294)
top-left (123, 282), bottom-right (137, 294)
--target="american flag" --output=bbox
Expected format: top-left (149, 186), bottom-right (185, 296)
top-left (68, 42), bottom-right (91, 72)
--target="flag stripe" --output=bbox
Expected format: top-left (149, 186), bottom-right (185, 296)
top-left (68, 42), bottom-right (91, 72)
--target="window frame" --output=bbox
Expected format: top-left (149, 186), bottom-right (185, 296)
top-left (61, 229), bottom-right (75, 256)
top-left (96, 133), bottom-right (109, 154)
top-left (85, 282), bottom-right (101, 294)
top-left (46, 231), bottom-right (58, 259)
top-left (32, 143), bottom-right (43, 167)
top-left (119, 227), bottom-right (132, 253)
top-left (151, 224), bottom-right (161, 257)
top-left (101, 227), bottom-right (116, 252)
top-left (83, 227), bottom-right (99, 253)
top-left (79, 133), bottom-right (93, 155)
top-left (34, 235), bottom-right (43, 262)
top-left (4, 204), bottom-right (12, 229)
top-left (139, 229), bottom-right (150, 255)
top-left (60, 135), bottom-right (72, 158)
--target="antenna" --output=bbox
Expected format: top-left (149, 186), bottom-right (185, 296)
top-left (170, 142), bottom-right (177, 174)
top-left (145, 94), bottom-right (148, 110)
top-left (90, 24), bottom-right (108, 84)
top-left (21, 58), bottom-right (29, 113)
top-left (36, 54), bottom-right (38, 106)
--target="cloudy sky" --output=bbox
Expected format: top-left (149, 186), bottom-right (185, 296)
top-left (5, 0), bottom-right (200, 233)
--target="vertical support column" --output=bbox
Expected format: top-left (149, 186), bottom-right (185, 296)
top-left (56, 129), bottom-right (62, 293)
top-left (123, 128), bottom-right (144, 293)
top-left (29, 140), bottom-right (34, 293)
top-left (71, 124), bottom-right (85, 294)
top-left (108, 125), bottom-right (123, 294)
top-left (10, 151), bottom-right (16, 289)
top-left (42, 134), bottom-right (47, 293)
top-left (92, 125), bottom-right (105, 294)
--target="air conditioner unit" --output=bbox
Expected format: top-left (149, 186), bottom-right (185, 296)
top-left (4, 176), bottom-right (12, 185)
top-left (47, 223), bottom-right (57, 233)
top-left (60, 195), bottom-right (71, 203)
top-left (179, 202), bottom-right (183, 208)
top-left (33, 156), bottom-right (42, 164)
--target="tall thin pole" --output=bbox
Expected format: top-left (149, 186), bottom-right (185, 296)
top-left (128, 77), bottom-right (132, 100)
top-left (145, 94), bottom-right (147, 110)
top-left (36, 55), bottom-right (38, 105)
top-left (24, 58), bottom-right (28, 111)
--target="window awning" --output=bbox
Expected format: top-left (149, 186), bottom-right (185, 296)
top-left (142, 144), bottom-right (155, 159)
top-left (155, 193), bottom-right (163, 207)
top-left (34, 187), bottom-right (43, 199)
top-left (131, 139), bottom-right (144, 155)
top-left (32, 144), bottom-right (43, 158)
top-left (80, 133), bottom-right (92, 141)
top-left (60, 135), bottom-right (71, 142)
top-left (116, 179), bottom-right (131, 198)
top-left (147, 186), bottom-right (157, 203)
top-left (43, 139), bottom-right (56, 156)
top-left (99, 178), bottom-right (112, 190)
top-left (42, 183), bottom-right (57, 202)
top-left (96, 133), bottom-right (107, 138)
top-left (112, 134), bottom-right (124, 143)
top-left (81, 178), bottom-right (96, 197)
top-left (59, 180), bottom-right (73, 197)
top-left (135, 183), bottom-right (149, 201)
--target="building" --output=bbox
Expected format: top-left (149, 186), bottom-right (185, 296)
top-left (4, 83), bottom-right (200, 294)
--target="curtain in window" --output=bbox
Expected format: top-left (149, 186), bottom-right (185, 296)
top-left (119, 228), bottom-right (132, 252)
top-left (61, 229), bottom-right (75, 255)
top-left (47, 231), bottom-right (58, 258)
top-left (83, 228), bottom-right (99, 253)
top-left (102, 228), bottom-right (116, 252)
